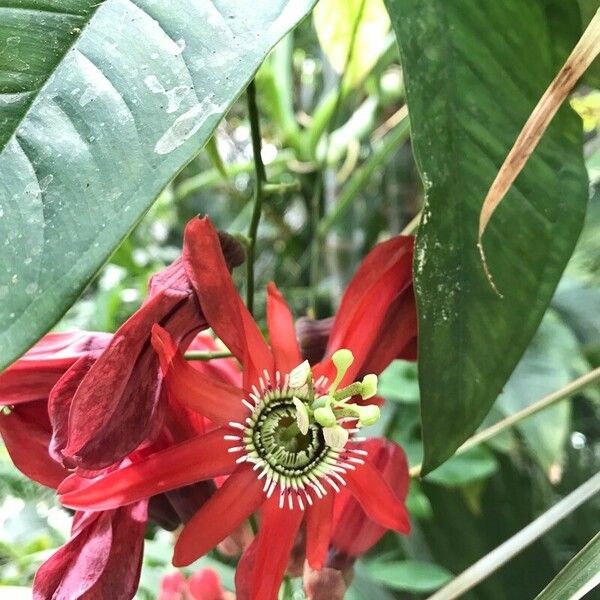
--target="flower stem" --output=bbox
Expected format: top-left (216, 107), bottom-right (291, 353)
top-left (410, 366), bottom-right (600, 478)
top-left (246, 80), bottom-right (267, 316)
top-left (309, 0), bottom-right (366, 314)
top-left (183, 350), bottom-right (234, 361)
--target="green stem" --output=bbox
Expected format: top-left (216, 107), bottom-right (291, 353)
top-left (309, 0), bottom-right (367, 309)
top-left (246, 80), bottom-right (267, 316)
top-left (184, 350), bottom-right (234, 361)
top-left (282, 576), bottom-right (294, 600)
top-left (308, 179), bottom-right (323, 314)
top-left (410, 366), bottom-right (600, 478)
top-left (263, 180), bottom-right (301, 195)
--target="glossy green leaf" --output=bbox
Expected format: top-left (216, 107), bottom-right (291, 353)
top-left (366, 559), bottom-right (453, 593)
top-left (385, 0), bottom-right (588, 472)
top-left (534, 531), bottom-right (600, 600)
top-left (0, 0), bottom-right (316, 369)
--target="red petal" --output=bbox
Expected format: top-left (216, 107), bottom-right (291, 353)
top-left (0, 331), bottom-right (110, 405)
top-left (266, 282), bottom-right (302, 374)
top-left (250, 497), bottom-right (304, 600)
top-left (360, 287), bottom-right (418, 375)
top-left (0, 401), bottom-right (68, 489)
top-left (183, 217), bottom-right (274, 388)
top-left (333, 439), bottom-right (410, 556)
top-left (64, 253), bottom-right (208, 469)
top-left (344, 445), bottom-right (410, 536)
top-left (152, 325), bottom-right (246, 426)
top-left (173, 465), bottom-right (264, 566)
top-left (306, 493), bottom-right (334, 569)
top-left (48, 354), bottom-right (98, 466)
top-left (60, 430), bottom-right (236, 511)
top-left (235, 537), bottom-right (257, 600)
top-left (330, 236), bottom-right (413, 338)
top-left (314, 236), bottom-right (414, 383)
top-left (33, 501), bottom-right (147, 600)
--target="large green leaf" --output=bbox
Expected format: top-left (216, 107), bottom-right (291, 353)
top-left (0, 0), bottom-right (315, 369)
top-left (385, 0), bottom-right (588, 472)
top-left (534, 531), bottom-right (600, 600)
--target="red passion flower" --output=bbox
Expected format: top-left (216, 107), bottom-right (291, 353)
top-left (60, 216), bottom-right (415, 600)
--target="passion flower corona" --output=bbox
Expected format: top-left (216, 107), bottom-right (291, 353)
top-left (226, 350), bottom-right (381, 510)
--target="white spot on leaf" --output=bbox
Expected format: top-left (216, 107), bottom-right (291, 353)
top-left (154, 96), bottom-right (225, 155)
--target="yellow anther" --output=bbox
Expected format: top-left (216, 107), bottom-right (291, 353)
top-left (360, 374), bottom-right (378, 400)
top-left (323, 425), bottom-right (349, 449)
top-left (356, 404), bottom-right (380, 427)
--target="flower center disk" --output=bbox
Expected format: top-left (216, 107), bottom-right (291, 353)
top-left (253, 400), bottom-right (328, 474)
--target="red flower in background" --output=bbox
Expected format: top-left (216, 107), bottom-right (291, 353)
top-left (60, 216), bottom-right (416, 600)
top-left (0, 332), bottom-right (147, 600)
top-left (0, 220), bottom-right (243, 600)
top-left (159, 569), bottom-right (234, 600)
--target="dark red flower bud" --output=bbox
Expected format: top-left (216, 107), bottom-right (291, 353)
top-left (303, 563), bottom-right (349, 600)
top-left (295, 316), bottom-right (334, 365)
top-left (60, 229), bottom-right (243, 470)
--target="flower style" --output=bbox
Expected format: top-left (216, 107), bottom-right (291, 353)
top-left (59, 216), bottom-right (416, 600)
